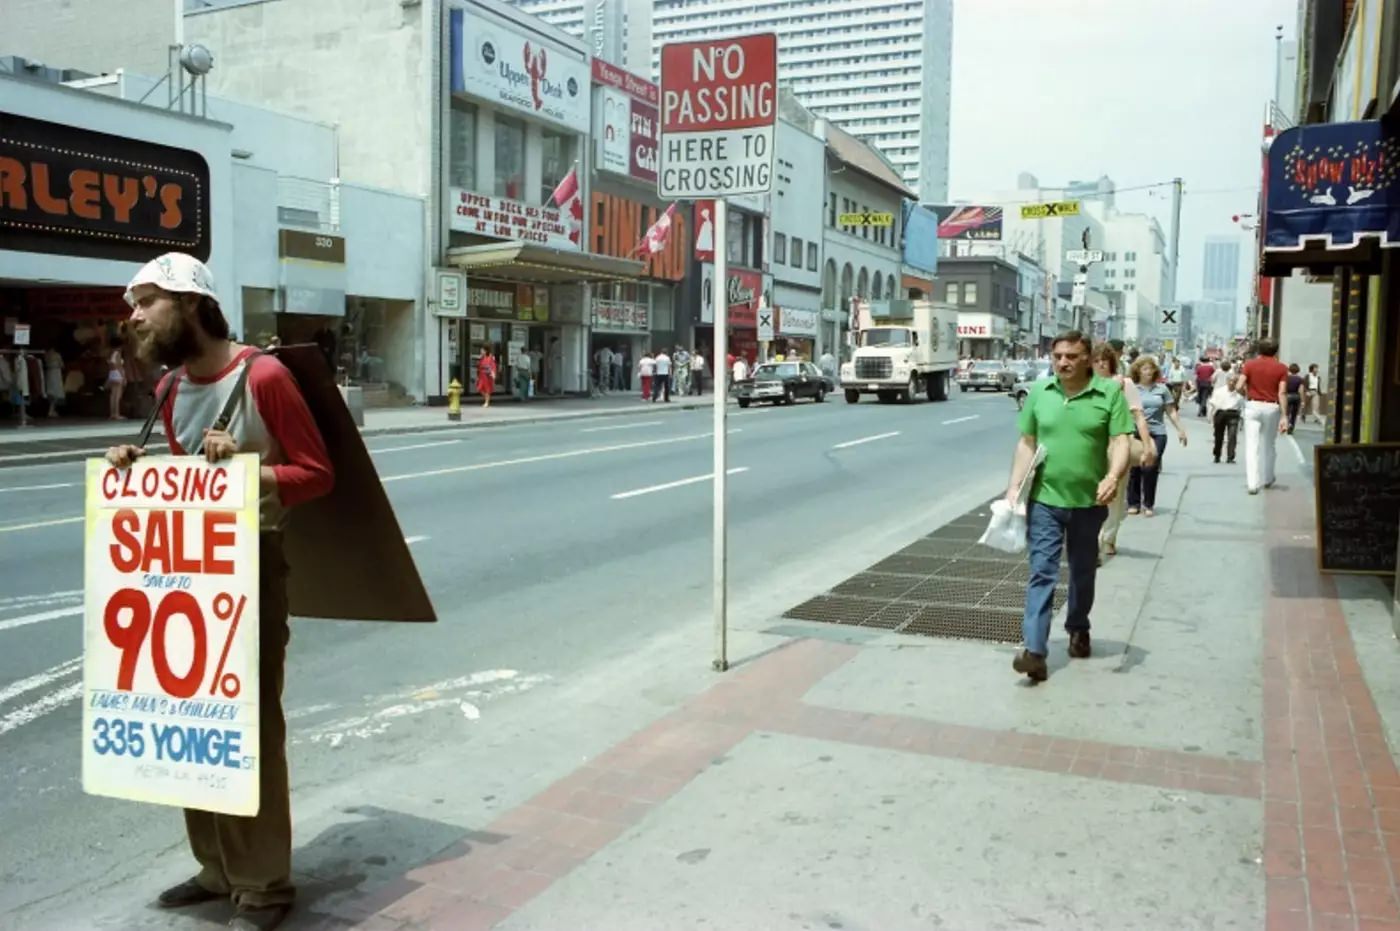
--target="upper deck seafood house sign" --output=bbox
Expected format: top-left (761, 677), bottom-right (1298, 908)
top-left (450, 9), bottom-right (590, 132)
top-left (0, 111), bottom-right (211, 262)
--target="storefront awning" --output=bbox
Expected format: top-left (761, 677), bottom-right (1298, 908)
top-left (1262, 119), bottom-right (1400, 276)
top-left (446, 242), bottom-right (644, 284)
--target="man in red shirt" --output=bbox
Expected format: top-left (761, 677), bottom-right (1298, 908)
top-left (107, 253), bottom-right (334, 931)
top-left (1193, 357), bottom-right (1216, 417)
top-left (1236, 338), bottom-right (1289, 495)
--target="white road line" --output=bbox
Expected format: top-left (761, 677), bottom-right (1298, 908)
top-left (381, 430), bottom-right (738, 484)
top-left (579, 420), bottom-right (664, 433)
top-left (0, 682), bottom-right (83, 737)
top-left (0, 516), bottom-right (83, 534)
top-left (0, 607), bottom-right (82, 633)
top-left (832, 431), bottom-right (901, 450)
top-left (0, 447), bottom-right (110, 464)
top-left (942, 415), bottom-right (979, 426)
top-left (0, 658), bottom-right (81, 707)
top-left (611, 467), bottom-right (749, 500)
top-left (0, 589), bottom-right (81, 607)
top-left (0, 482), bottom-right (79, 493)
top-left (404, 535), bottom-right (430, 545)
top-left (1286, 435), bottom-right (1307, 466)
top-left (367, 440), bottom-right (461, 455)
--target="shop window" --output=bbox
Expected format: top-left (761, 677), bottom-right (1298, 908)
top-left (449, 100), bottom-right (477, 190)
top-left (774, 232), bottom-right (787, 265)
top-left (341, 298), bottom-right (388, 387)
top-left (963, 282), bottom-right (978, 305)
top-left (807, 242), bottom-right (818, 271)
top-left (540, 128), bottom-right (570, 205)
top-left (791, 237), bottom-right (804, 268)
top-left (494, 115), bottom-right (526, 200)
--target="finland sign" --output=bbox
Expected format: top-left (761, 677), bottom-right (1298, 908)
top-left (1020, 201), bottom-right (1080, 219)
top-left (658, 33), bottom-right (778, 198)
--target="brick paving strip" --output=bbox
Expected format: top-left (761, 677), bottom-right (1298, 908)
top-left (328, 484), bottom-right (1400, 931)
top-left (1265, 490), bottom-right (1400, 931)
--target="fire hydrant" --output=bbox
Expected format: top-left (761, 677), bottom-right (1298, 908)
top-left (447, 378), bottom-right (463, 421)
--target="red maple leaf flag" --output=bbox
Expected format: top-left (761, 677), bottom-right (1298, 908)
top-left (548, 167), bottom-right (582, 245)
top-left (635, 203), bottom-right (677, 256)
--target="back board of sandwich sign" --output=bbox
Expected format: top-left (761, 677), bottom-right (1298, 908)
top-left (273, 344), bottom-right (436, 623)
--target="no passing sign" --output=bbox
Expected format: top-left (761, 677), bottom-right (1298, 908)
top-left (658, 33), bottom-right (777, 198)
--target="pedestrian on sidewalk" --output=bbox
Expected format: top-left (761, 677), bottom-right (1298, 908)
top-left (1125, 355), bottom-right (1187, 518)
top-left (594, 345), bottom-right (613, 395)
top-left (691, 350), bottom-right (706, 395)
top-left (1306, 363), bottom-right (1323, 422)
top-left (1091, 343), bottom-right (1154, 560)
top-left (1006, 330), bottom-right (1133, 683)
top-left (107, 339), bottom-right (128, 421)
top-left (1237, 338), bottom-right (1289, 495)
top-left (732, 354), bottom-right (749, 389)
top-left (611, 348), bottom-right (624, 392)
top-left (107, 253), bottom-right (335, 931)
top-left (476, 346), bottom-right (497, 408)
top-left (512, 348), bottom-right (532, 401)
top-left (1194, 356), bottom-right (1216, 418)
top-left (652, 349), bottom-right (672, 402)
top-left (1166, 356), bottom-right (1187, 406)
top-left (1208, 361), bottom-right (1244, 463)
top-left (638, 351), bottom-right (655, 401)
top-left (1285, 363), bottom-right (1306, 434)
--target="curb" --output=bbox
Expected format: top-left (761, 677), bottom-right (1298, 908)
top-left (0, 399), bottom-right (723, 466)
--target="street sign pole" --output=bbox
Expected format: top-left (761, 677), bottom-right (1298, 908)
top-left (712, 197), bottom-right (729, 672)
top-left (658, 31), bottom-right (776, 674)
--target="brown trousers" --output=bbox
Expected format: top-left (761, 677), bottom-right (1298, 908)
top-left (185, 533), bottom-right (294, 908)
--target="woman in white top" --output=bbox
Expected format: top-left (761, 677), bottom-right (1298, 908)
top-left (638, 352), bottom-right (655, 401)
top-left (107, 341), bottom-right (127, 421)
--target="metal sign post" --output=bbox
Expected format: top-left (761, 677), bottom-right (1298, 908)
top-left (712, 198), bottom-right (729, 671)
top-left (659, 32), bottom-right (777, 673)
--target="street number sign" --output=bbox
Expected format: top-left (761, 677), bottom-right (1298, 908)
top-left (1066, 249), bottom-right (1103, 263)
top-left (83, 454), bottom-right (262, 815)
top-left (658, 33), bottom-right (778, 198)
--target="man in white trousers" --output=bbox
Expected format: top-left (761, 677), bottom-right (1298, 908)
top-left (1236, 338), bottom-right (1290, 495)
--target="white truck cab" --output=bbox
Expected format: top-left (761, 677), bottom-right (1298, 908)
top-left (839, 299), bottom-right (959, 404)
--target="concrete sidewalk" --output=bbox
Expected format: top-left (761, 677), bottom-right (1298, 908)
top-left (256, 417), bottom-right (1396, 929)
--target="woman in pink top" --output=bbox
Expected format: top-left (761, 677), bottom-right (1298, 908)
top-left (1092, 344), bottom-right (1155, 560)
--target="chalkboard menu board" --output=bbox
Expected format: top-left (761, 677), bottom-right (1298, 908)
top-left (1315, 443), bottom-right (1400, 575)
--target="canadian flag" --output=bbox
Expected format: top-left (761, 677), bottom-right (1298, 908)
top-left (549, 168), bottom-right (582, 245)
top-left (635, 203), bottom-right (678, 256)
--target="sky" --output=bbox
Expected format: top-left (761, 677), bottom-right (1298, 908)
top-left (947, 0), bottom-right (1299, 304)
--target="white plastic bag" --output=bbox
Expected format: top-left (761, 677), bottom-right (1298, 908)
top-left (979, 498), bottom-right (1027, 554)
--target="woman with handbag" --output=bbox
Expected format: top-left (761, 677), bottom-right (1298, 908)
top-left (1093, 344), bottom-right (1154, 559)
top-left (1127, 355), bottom-right (1188, 517)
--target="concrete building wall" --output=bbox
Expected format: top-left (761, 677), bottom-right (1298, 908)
top-left (1276, 274), bottom-right (1333, 382)
top-left (341, 184), bottom-right (426, 301)
top-left (184, 0), bottom-right (430, 196)
top-left (772, 120), bottom-right (826, 294)
top-left (2, 0), bottom-right (176, 78)
top-left (232, 163), bottom-right (280, 290)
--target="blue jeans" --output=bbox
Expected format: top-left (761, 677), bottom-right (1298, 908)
top-left (1022, 502), bottom-right (1107, 656)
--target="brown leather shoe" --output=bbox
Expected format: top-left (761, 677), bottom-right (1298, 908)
top-left (229, 905), bottom-right (291, 931)
top-left (1068, 630), bottom-right (1092, 659)
top-left (1012, 650), bottom-right (1048, 682)
top-left (156, 878), bottom-right (223, 909)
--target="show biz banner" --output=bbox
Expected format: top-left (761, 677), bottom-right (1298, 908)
top-left (83, 454), bottom-right (261, 815)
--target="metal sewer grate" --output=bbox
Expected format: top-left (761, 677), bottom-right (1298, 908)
top-left (783, 499), bottom-right (1073, 644)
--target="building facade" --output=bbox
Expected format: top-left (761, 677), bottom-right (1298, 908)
top-left (940, 256), bottom-right (1019, 359)
top-left (770, 119), bottom-right (826, 360)
top-left (513, 0), bottom-right (953, 202)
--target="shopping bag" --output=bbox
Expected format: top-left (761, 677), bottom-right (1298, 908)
top-left (979, 499), bottom-right (1026, 554)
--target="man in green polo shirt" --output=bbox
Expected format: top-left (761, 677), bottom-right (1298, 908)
top-left (1005, 330), bottom-right (1133, 682)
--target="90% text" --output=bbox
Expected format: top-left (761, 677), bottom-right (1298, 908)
top-left (104, 589), bottom-right (247, 698)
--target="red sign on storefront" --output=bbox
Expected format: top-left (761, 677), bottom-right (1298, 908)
top-left (701, 265), bottom-right (762, 328)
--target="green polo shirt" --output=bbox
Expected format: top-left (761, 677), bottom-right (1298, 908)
top-left (1017, 374), bottom-right (1135, 509)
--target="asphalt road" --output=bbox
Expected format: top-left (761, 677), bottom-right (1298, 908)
top-left (0, 387), bottom-right (1021, 929)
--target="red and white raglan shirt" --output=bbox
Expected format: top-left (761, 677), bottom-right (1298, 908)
top-left (157, 347), bottom-right (334, 529)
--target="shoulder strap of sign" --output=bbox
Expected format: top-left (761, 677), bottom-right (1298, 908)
top-left (136, 367), bottom-right (184, 450)
top-left (194, 350), bottom-right (265, 456)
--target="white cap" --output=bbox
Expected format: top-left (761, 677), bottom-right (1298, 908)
top-left (124, 253), bottom-right (220, 307)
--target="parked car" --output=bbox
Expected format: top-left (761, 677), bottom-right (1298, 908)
top-left (734, 361), bottom-right (833, 407)
top-left (999, 360), bottom-right (1034, 391)
top-left (956, 360), bottom-right (1008, 392)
